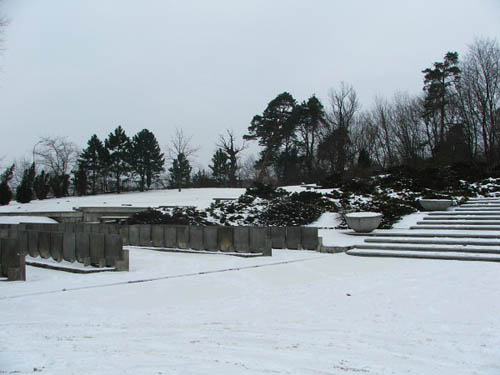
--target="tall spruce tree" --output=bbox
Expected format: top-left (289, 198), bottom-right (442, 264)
top-left (79, 134), bottom-right (109, 195)
top-left (295, 95), bottom-right (327, 182)
top-left (105, 126), bottom-right (131, 194)
top-left (209, 148), bottom-right (230, 186)
top-left (33, 170), bottom-right (51, 200)
top-left (169, 152), bottom-right (191, 192)
top-left (422, 52), bottom-right (461, 156)
top-left (16, 163), bottom-right (35, 203)
top-left (130, 129), bottom-right (165, 191)
top-left (244, 92), bottom-right (297, 182)
top-left (73, 162), bottom-right (88, 196)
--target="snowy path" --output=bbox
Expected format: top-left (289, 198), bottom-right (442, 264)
top-left (1, 249), bottom-right (499, 374)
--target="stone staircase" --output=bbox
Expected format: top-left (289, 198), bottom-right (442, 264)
top-left (346, 198), bottom-right (500, 262)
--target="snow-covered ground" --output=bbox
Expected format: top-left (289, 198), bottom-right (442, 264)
top-left (0, 187), bottom-right (247, 212)
top-left (2, 248), bottom-right (499, 374)
top-left (1, 189), bottom-right (499, 374)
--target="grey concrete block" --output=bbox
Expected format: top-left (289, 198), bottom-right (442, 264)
top-left (8, 230), bottom-right (18, 239)
top-left (286, 227), bottom-right (301, 250)
top-left (104, 234), bottom-right (122, 267)
top-left (301, 227), bottom-right (318, 250)
top-left (139, 224), bottom-right (152, 247)
top-left (151, 225), bottom-right (165, 247)
top-left (165, 226), bottom-right (176, 248)
top-left (203, 226), bottom-right (218, 251)
top-left (233, 227), bottom-right (249, 253)
top-left (120, 226), bottom-right (130, 246)
top-left (90, 233), bottom-right (105, 266)
top-left (249, 227), bottom-right (271, 254)
top-left (38, 232), bottom-right (51, 259)
top-left (106, 224), bottom-right (121, 235)
top-left (25, 223), bottom-right (36, 231)
top-left (74, 223), bottom-right (87, 233)
top-left (1, 238), bottom-right (26, 280)
top-left (176, 226), bottom-right (189, 249)
top-left (18, 230), bottom-right (28, 256)
top-left (63, 223), bottom-right (76, 233)
top-left (28, 231), bottom-right (39, 258)
top-left (115, 249), bottom-right (129, 271)
top-left (271, 227), bottom-right (286, 249)
top-left (90, 224), bottom-right (102, 233)
top-left (50, 232), bottom-right (64, 262)
top-left (75, 232), bottom-right (90, 263)
top-left (218, 227), bottom-right (234, 252)
top-left (129, 225), bottom-right (140, 246)
top-left (63, 232), bottom-right (76, 263)
top-left (189, 226), bottom-right (204, 250)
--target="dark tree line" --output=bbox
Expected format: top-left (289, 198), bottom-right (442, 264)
top-left (244, 37), bottom-right (500, 186)
top-left (74, 126), bottom-right (165, 195)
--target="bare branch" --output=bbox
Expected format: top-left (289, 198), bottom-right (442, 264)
top-left (166, 127), bottom-right (200, 163)
top-left (35, 136), bottom-right (79, 175)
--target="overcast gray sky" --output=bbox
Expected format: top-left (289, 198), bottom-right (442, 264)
top-left (1, 0), bottom-right (499, 169)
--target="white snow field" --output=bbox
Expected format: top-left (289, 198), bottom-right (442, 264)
top-left (0, 187), bottom-right (247, 213)
top-left (1, 188), bottom-right (500, 374)
top-left (2, 249), bottom-right (499, 374)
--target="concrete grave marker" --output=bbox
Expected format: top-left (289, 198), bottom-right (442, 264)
top-left (63, 232), bottom-right (76, 262)
top-left (50, 232), bottom-right (64, 262)
top-left (165, 226), bottom-right (177, 248)
top-left (38, 232), bottom-right (51, 259)
top-left (189, 226), bottom-right (204, 250)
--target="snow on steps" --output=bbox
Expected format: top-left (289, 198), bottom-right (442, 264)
top-left (346, 249), bottom-right (500, 262)
top-left (347, 199), bottom-right (500, 262)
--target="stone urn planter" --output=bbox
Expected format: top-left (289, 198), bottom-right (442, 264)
top-left (345, 212), bottom-right (383, 233)
top-left (418, 199), bottom-right (453, 211)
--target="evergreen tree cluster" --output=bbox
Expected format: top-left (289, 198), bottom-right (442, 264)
top-left (74, 126), bottom-right (165, 195)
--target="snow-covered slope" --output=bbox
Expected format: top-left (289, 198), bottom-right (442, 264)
top-left (0, 187), bottom-right (247, 213)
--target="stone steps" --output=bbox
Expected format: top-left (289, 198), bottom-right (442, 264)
top-left (423, 216), bottom-right (500, 220)
top-left (354, 243), bottom-right (500, 254)
top-left (351, 231), bottom-right (500, 239)
top-left (346, 249), bottom-right (500, 262)
top-left (346, 199), bottom-right (500, 263)
top-left (416, 220), bottom-right (500, 225)
top-left (410, 225), bottom-right (500, 230)
top-left (364, 237), bottom-right (500, 246)
top-left (428, 212), bottom-right (500, 216)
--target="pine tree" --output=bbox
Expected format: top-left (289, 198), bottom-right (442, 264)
top-left (295, 95), bottom-right (327, 181)
top-left (79, 134), bottom-right (109, 195)
top-left (130, 129), bottom-right (165, 191)
top-left (33, 171), bottom-right (51, 200)
top-left (73, 162), bottom-right (88, 196)
top-left (105, 126), bottom-right (131, 193)
top-left (50, 173), bottom-right (70, 198)
top-left (169, 153), bottom-right (191, 192)
top-left (422, 52), bottom-right (461, 155)
top-left (244, 92), bottom-right (297, 182)
top-left (209, 148), bottom-right (230, 186)
top-left (0, 164), bottom-right (15, 205)
top-left (16, 163), bottom-right (35, 203)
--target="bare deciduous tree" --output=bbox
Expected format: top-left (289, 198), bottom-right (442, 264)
top-left (319, 82), bottom-right (359, 176)
top-left (458, 37), bottom-right (500, 164)
top-left (35, 136), bottom-right (79, 176)
top-left (216, 129), bottom-right (247, 187)
top-left (166, 128), bottom-right (200, 164)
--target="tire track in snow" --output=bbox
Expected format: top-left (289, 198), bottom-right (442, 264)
top-left (1, 255), bottom-right (330, 300)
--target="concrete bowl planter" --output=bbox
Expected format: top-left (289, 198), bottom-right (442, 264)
top-left (345, 212), bottom-right (383, 233)
top-left (418, 199), bottom-right (453, 211)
